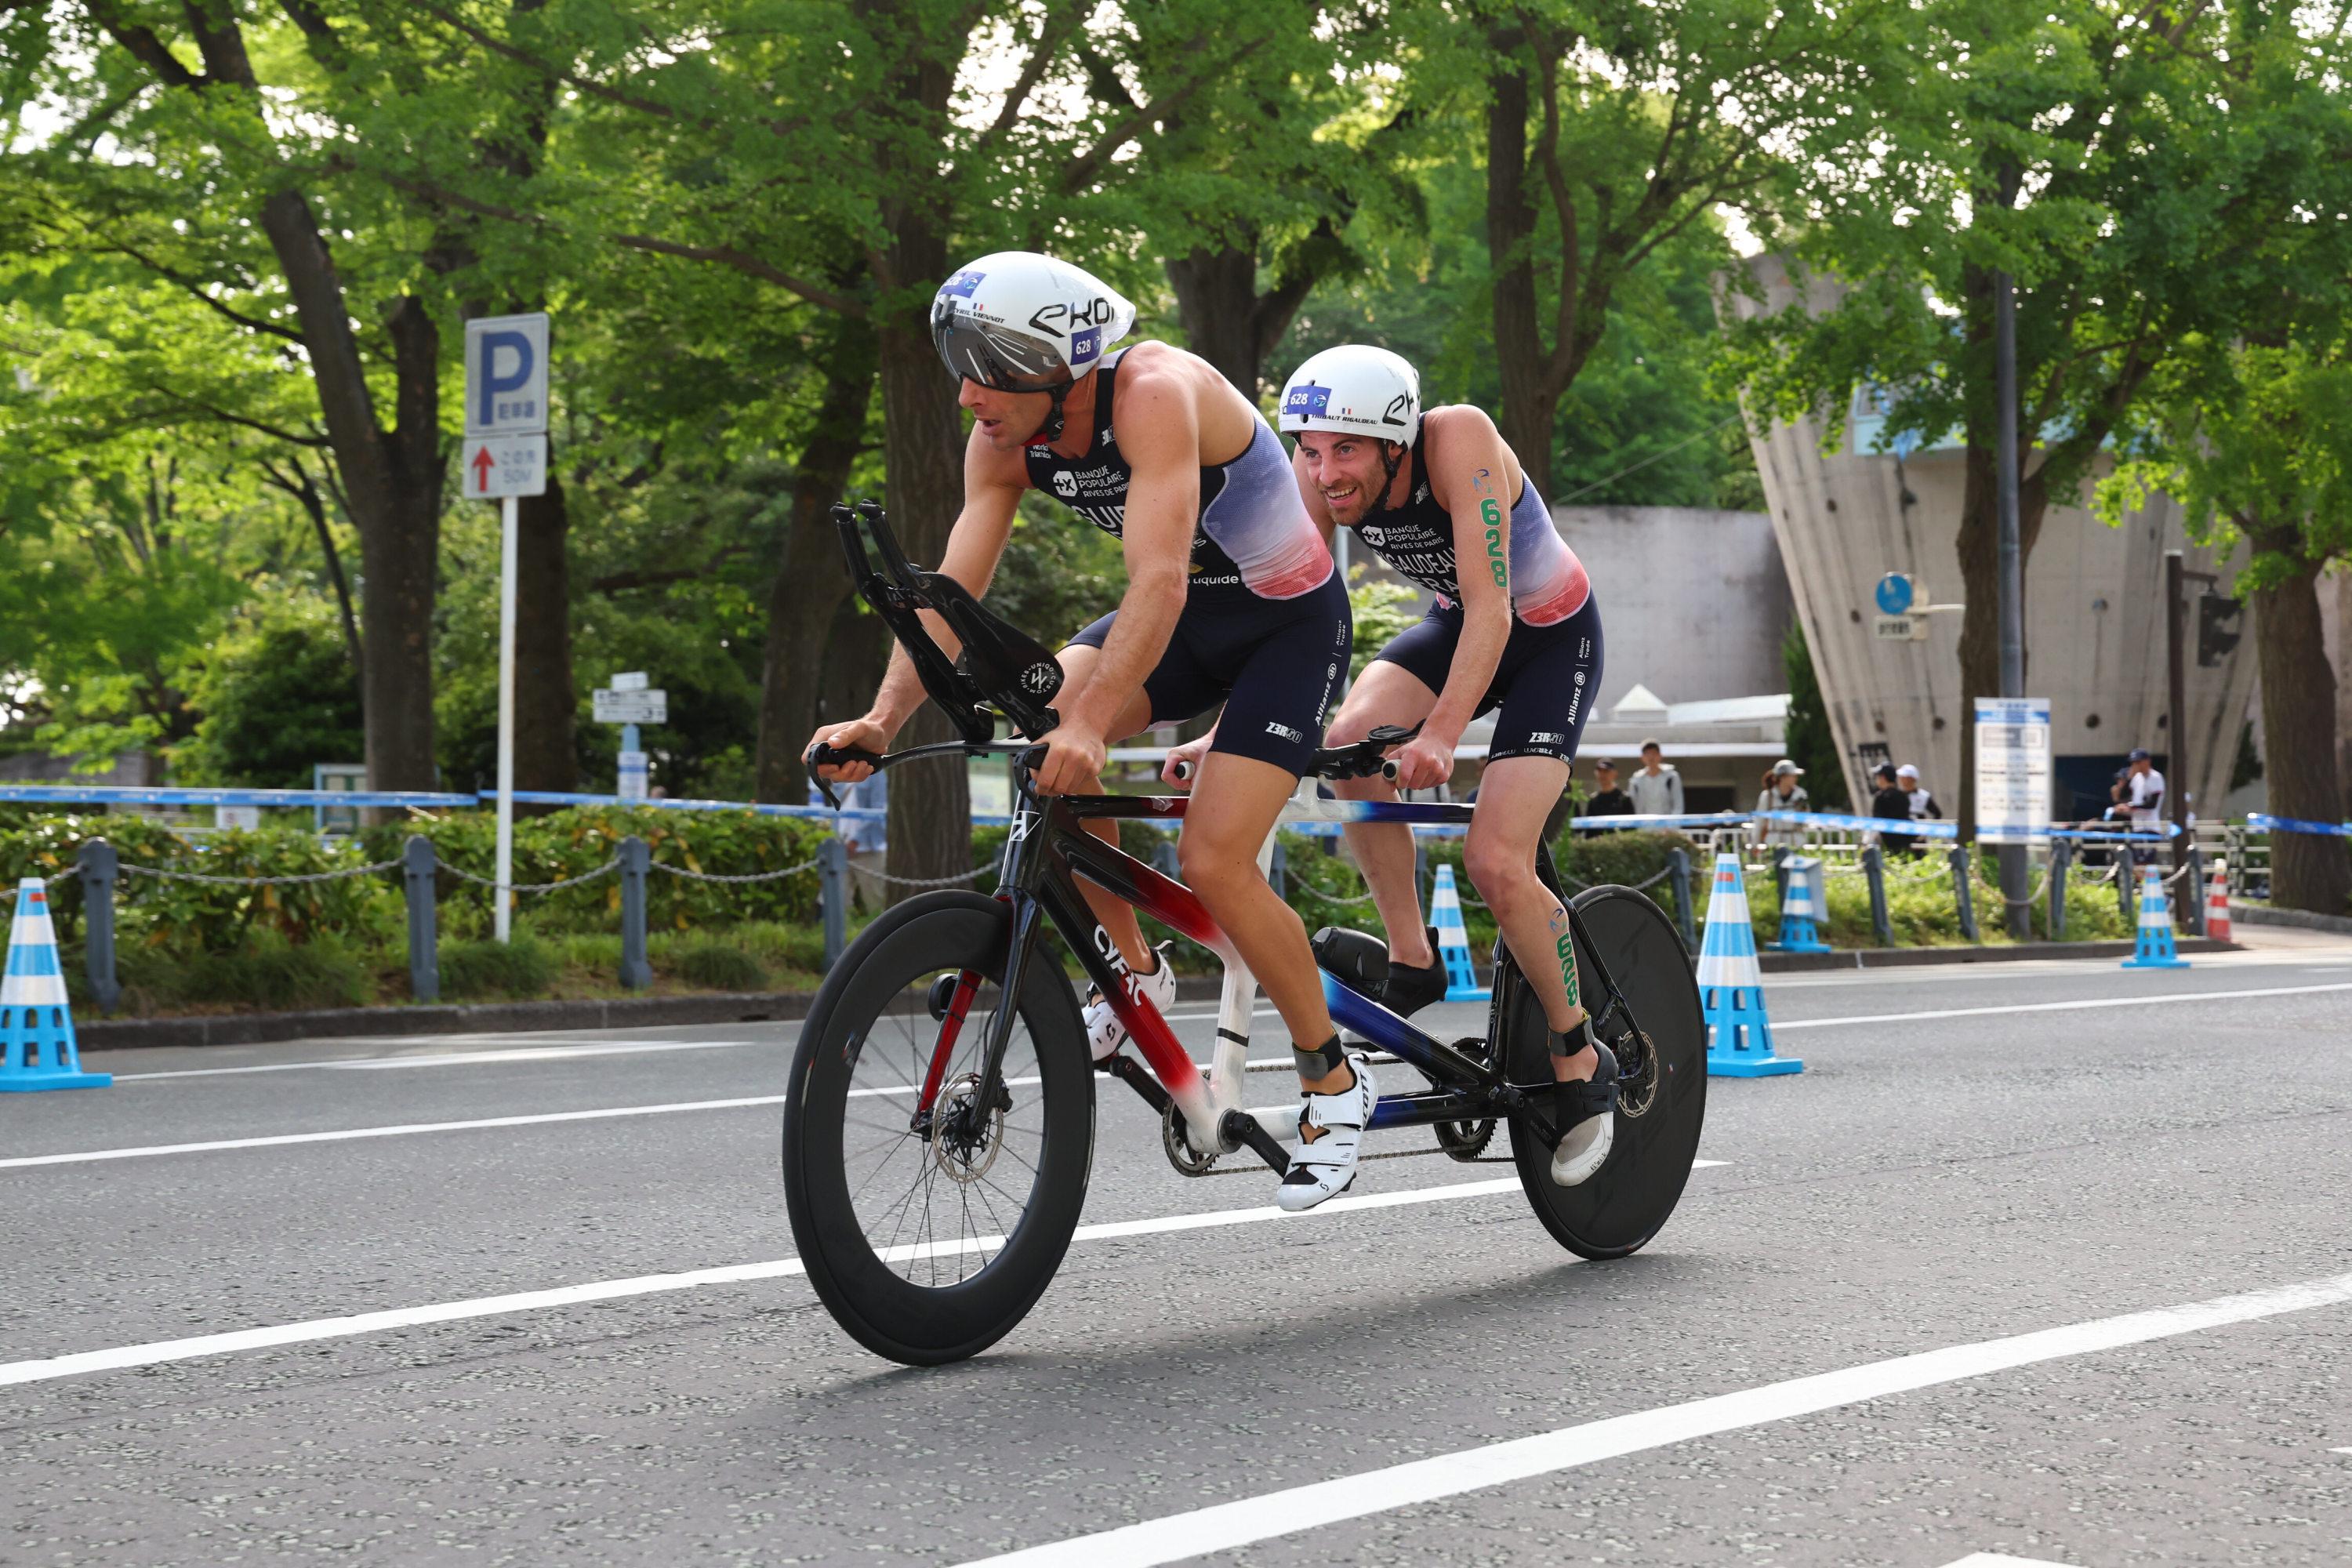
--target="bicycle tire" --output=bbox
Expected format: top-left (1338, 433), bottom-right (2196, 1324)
top-left (1504, 884), bottom-right (1708, 1259)
top-left (782, 892), bottom-right (1094, 1365)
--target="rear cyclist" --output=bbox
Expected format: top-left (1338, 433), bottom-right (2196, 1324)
top-left (805, 252), bottom-right (1376, 1211)
top-left (1170, 345), bottom-right (1615, 1185)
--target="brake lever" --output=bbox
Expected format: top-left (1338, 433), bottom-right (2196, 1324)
top-left (806, 742), bottom-right (884, 811)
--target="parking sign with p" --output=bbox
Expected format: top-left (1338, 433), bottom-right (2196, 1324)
top-left (465, 313), bottom-right (549, 439)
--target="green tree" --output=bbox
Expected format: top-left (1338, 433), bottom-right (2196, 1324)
top-left (174, 596), bottom-right (365, 788)
top-left (1780, 622), bottom-right (1847, 811)
top-left (1722, 0), bottom-right (2352, 837)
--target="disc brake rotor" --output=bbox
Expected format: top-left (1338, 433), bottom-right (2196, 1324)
top-left (932, 1072), bottom-right (1004, 1185)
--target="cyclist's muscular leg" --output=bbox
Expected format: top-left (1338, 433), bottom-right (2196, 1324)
top-left (1054, 643), bottom-right (1159, 973)
top-left (1326, 660), bottom-right (1439, 971)
top-left (1177, 750), bottom-right (1342, 1086)
top-left (1462, 755), bottom-right (1596, 1086)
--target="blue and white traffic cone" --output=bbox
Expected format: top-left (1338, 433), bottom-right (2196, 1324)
top-left (1772, 855), bottom-right (1834, 954)
top-left (2120, 863), bottom-right (2190, 970)
top-left (1, 877), bottom-right (111, 1092)
top-left (1430, 863), bottom-right (1490, 1002)
top-left (1700, 854), bottom-right (1802, 1076)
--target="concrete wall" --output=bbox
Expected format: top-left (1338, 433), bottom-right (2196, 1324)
top-left (1344, 504), bottom-right (1794, 716)
top-left (1549, 506), bottom-right (1793, 712)
top-left (1724, 253), bottom-right (2258, 819)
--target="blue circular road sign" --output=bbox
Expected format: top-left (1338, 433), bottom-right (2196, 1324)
top-left (1875, 573), bottom-right (1915, 615)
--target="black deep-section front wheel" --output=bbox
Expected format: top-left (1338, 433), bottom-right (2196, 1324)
top-left (782, 892), bottom-right (1094, 1365)
top-left (1504, 884), bottom-right (1708, 1260)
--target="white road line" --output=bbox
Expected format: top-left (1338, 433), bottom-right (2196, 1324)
top-left (0, 1175), bottom-right (1534, 1388)
top-left (117, 1039), bottom-right (763, 1080)
top-left (2331, 1446), bottom-right (2352, 1456)
top-left (1772, 981), bottom-right (2352, 1033)
top-left (1940, 1556), bottom-right (2085, 1567)
top-left (956, 1268), bottom-right (2352, 1568)
top-left (0, 1096), bottom-right (793, 1169)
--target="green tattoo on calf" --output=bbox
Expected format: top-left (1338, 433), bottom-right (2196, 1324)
top-left (1548, 902), bottom-right (1579, 1008)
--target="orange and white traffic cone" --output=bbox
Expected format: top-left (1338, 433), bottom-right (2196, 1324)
top-left (2205, 858), bottom-right (2231, 943)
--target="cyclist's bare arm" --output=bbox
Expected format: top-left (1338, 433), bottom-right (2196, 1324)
top-left (1417, 406), bottom-right (1517, 750)
top-left (808, 433), bottom-right (1025, 779)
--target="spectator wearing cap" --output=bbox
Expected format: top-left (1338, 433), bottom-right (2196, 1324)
top-left (2108, 747), bottom-right (2166, 858)
top-left (1579, 757), bottom-right (1635, 837)
top-left (1870, 761), bottom-right (1916, 856)
top-left (1753, 759), bottom-right (1811, 848)
top-left (1628, 739), bottom-right (1684, 817)
top-left (1898, 764), bottom-right (1942, 827)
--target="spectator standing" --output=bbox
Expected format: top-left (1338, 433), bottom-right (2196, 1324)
top-left (2114, 748), bottom-right (2166, 862)
top-left (1628, 739), bottom-right (1684, 817)
top-left (1898, 764), bottom-right (1942, 826)
top-left (1755, 758), bottom-right (1811, 902)
top-left (1580, 757), bottom-right (1635, 837)
top-left (1870, 762), bottom-right (1915, 855)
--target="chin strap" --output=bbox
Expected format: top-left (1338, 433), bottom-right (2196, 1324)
top-left (1023, 379), bottom-right (1076, 446)
top-left (1359, 441), bottom-right (1410, 519)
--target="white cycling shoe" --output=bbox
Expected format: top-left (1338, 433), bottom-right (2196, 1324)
top-left (1549, 1040), bottom-right (1620, 1188)
top-left (1277, 1054), bottom-right (1377, 1213)
top-left (1084, 942), bottom-right (1178, 1062)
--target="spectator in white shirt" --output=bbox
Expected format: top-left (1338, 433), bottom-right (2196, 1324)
top-left (1628, 739), bottom-right (1684, 817)
top-left (2121, 748), bottom-right (2165, 832)
top-left (1896, 763), bottom-right (1943, 824)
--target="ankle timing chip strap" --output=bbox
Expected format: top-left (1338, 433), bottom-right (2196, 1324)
top-left (1548, 1017), bottom-right (1596, 1059)
top-left (1293, 1034), bottom-right (1347, 1077)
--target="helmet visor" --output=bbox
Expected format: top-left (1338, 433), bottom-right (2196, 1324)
top-left (931, 303), bottom-right (1071, 393)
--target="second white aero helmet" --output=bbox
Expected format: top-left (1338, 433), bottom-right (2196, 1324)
top-left (1279, 345), bottom-right (1422, 446)
top-left (931, 250), bottom-right (1136, 393)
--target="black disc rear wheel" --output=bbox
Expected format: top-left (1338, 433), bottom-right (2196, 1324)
top-left (1504, 884), bottom-right (1707, 1259)
top-left (782, 893), bottom-right (1093, 1365)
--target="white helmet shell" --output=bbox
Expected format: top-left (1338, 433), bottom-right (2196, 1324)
top-left (1279, 345), bottom-right (1421, 445)
top-left (931, 251), bottom-right (1137, 392)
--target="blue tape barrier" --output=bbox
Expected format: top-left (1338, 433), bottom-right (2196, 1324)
top-left (1755, 809), bottom-right (1960, 840)
top-left (0, 785), bottom-right (476, 809)
top-left (2248, 814), bottom-right (2352, 838)
top-left (1567, 811), bottom-right (1753, 831)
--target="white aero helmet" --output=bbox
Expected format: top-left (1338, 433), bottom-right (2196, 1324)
top-left (931, 251), bottom-right (1137, 394)
top-left (1279, 344), bottom-right (1421, 446)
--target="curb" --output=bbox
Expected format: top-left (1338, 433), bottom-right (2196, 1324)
top-left (2227, 900), bottom-right (2352, 936)
top-left (78, 990), bottom-right (821, 1052)
top-left (73, 935), bottom-right (2245, 1052)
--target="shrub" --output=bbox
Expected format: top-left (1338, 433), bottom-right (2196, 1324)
top-left (668, 937), bottom-right (768, 991)
top-left (439, 933), bottom-right (558, 1000)
top-left (100, 931), bottom-right (372, 1013)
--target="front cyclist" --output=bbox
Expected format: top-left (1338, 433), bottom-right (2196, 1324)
top-left (1171, 345), bottom-right (1615, 1185)
top-left (806, 252), bottom-right (1376, 1211)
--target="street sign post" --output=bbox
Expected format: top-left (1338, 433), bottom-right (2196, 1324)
top-left (1974, 696), bottom-right (2052, 844)
top-left (459, 434), bottom-right (547, 499)
top-left (466, 312), bottom-right (550, 942)
top-left (595, 678), bottom-right (665, 802)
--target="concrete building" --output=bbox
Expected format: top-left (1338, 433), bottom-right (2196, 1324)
top-left (1722, 255), bottom-right (2258, 822)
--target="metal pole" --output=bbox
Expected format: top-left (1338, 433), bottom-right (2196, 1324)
top-left (1667, 847), bottom-right (1697, 954)
top-left (618, 836), bottom-right (652, 989)
top-left (494, 492), bottom-right (519, 943)
top-left (76, 840), bottom-right (119, 1014)
top-left (1994, 268), bottom-right (2030, 938)
top-left (2049, 837), bottom-right (2071, 941)
top-left (2184, 842), bottom-right (2205, 937)
top-left (402, 835), bottom-right (440, 1004)
top-left (1949, 844), bottom-right (1979, 942)
top-left (1861, 843), bottom-right (1893, 948)
top-left (2165, 550), bottom-right (2189, 875)
top-left (820, 836), bottom-right (849, 970)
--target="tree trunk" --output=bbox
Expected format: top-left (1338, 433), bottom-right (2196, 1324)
top-left (511, 472), bottom-right (576, 797)
top-left (755, 318), bottom-right (880, 803)
top-left (1485, 46), bottom-right (1554, 496)
top-left (1166, 243), bottom-right (1264, 396)
top-left (2252, 557), bottom-right (2352, 914)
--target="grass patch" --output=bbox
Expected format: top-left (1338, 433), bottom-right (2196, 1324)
top-left (667, 936), bottom-right (769, 992)
top-left (438, 933), bottom-right (559, 1000)
top-left (107, 931), bottom-right (372, 1013)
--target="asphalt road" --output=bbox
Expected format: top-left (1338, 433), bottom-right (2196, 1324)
top-left (6, 931), bottom-right (2352, 1567)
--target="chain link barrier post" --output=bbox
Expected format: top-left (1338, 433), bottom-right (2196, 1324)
top-left (619, 836), bottom-right (652, 990)
top-left (819, 837), bottom-right (849, 971)
top-left (1667, 846), bottom-right (1697, 953)
top-left (2183, 844), bottom-right (2206, 936)
top-left (1414, 840), bottom-right (1429, 913)
top-left (2049, 838), bottom-right (2072, 941)
top-left (74, 839), bottom-right (119, 1014)
top-left (402, 835), bottom-right (439, 1004)
top-left (1948, 844), bottom-right (1980, 942)
top-left (2118, 852), bottom-right (2136, 927)
top-left (1861, 843), bottom-right (1893, 948)
top-left (1153, 835), bottom-right (1181, 880)
top-left (1269, 837), bottom-right (1287, 903)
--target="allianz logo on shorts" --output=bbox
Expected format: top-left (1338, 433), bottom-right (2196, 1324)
top-left (1265, 721), bottom-right (1303, 743)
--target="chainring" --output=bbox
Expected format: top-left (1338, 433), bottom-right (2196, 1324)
top-left (1161, 1100), bottom-right (1219, 1176)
